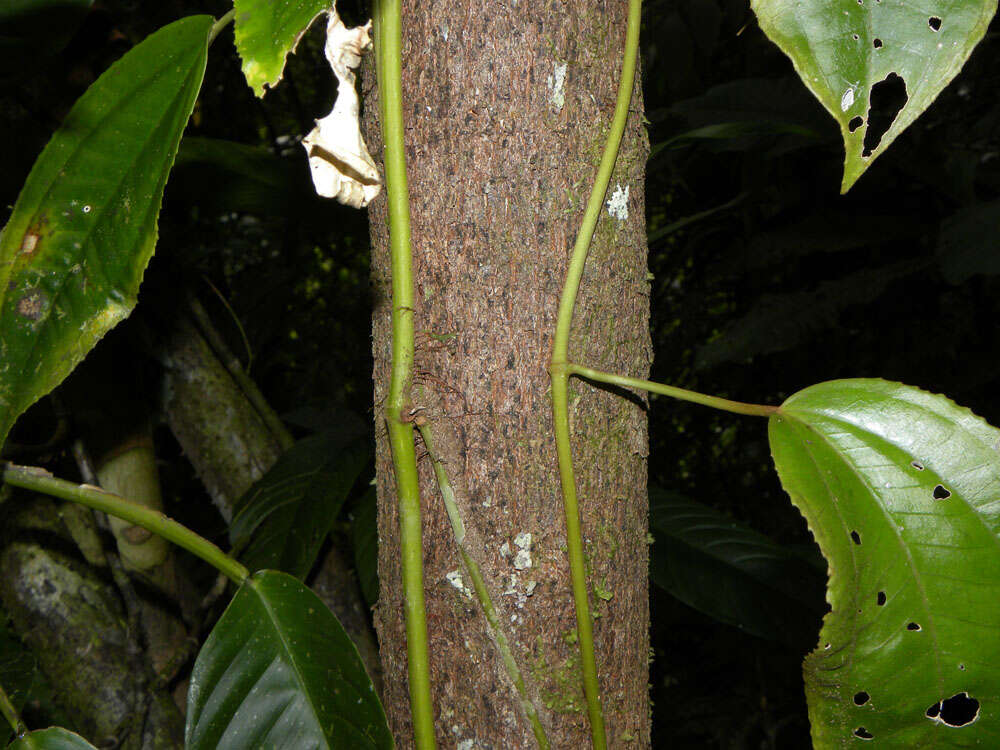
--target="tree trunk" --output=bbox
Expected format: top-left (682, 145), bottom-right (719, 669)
top-left (365, 2), bottom-right (650, 747)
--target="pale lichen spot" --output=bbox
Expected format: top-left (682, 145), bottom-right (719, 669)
top-left (446, 570), bottom-right (471, 598)
top-left (547, 62), bottom-right (568, 110)
top-left (606, 184), bottom-right (629, 221)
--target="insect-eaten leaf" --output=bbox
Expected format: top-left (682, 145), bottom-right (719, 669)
top-left (233, 0), bottom-right (331, 96)
top-left (770, 379), bottom-right (1000, 745)
top-left (0, 15), bottom-right (213, 448)
top-left (751, 0), bottom-right (997, 191)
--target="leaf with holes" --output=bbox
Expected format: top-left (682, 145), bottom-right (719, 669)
top-left (770, 379), bottom-right (1000, 746)
top-left (0, 15), bottom-right (213, 448)
top-left (751, 0), bottom-right (997, 192)
top-left (234, 0), bottom-right (330, 96)
top-left (649, 487), bottom-right (826, 648)
top-left (185, 570), bottom-right (391, 750)
top-left (7, 727), bottom-right (100, 750)
top-left (229, 431), bottom-right (370, 579)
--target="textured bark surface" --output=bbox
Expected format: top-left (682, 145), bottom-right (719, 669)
top-left (365, 2), bottom-right (650, 746)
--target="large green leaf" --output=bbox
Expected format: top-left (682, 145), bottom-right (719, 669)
top-left (186, 570), bottom-right (392, 750)
top-left (230, 432), bottom-right (371, 579)
top-left (233, 0), bottom-right (330, 96)
top-left (751, 0), bottom-right (997, 192)
top-left (0, 15), bottom-right (213, 447)
top-left (6, 728), bottom-right (98, 750)
top-left (770, 379), bottom-right (1000, 746)
top-left (649, 487), bottom-right (825, 648)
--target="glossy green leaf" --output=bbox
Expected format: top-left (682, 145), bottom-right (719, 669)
top-left (0, 0), bottom-right (93, 80)
top-left (770, 379), bottom-right (1000, 746)
top-left (186, 570), bottom-right (392, 750)
top-left (233, 0), bottom-right (330, 96)
top-left (751, 0), bottom-right (997, 191)
top-left (230, 432), bottom-right (371, 579)
top-left (649, 487), bottom-right (825, 647)
top-left (6, 728), bottom-right (98, 750)
top-left (0, 15), bottom-right (213, 447)
top-left (351, 487), bottom-right (379, 608)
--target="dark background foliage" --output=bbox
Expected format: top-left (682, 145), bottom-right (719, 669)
top-left (1, 0), bottom-right (998, 746)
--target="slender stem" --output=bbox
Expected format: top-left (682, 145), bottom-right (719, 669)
top-left (374, 2), bottom-right (436, 748)
top-left (548, 2), bottom-right (641, 747)
top-left (568, 364), bottom-right (778, 417)
top-left (189, 297), bottom-right (295, 452)
top-left (2, 463), bottom-right (248, 585)
top-left (209, 9), bottom-right (235, 44)
top-left (0, 681), bottom-right (26, 737)
top-left (417, 424), bottom-right (551, 749)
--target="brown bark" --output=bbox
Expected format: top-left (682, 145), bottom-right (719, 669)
top-left (365, 2), bottom-right (650, 747)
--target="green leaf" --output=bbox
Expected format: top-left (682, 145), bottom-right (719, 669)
top-left (770, 379), bottom-right (1000, 745)
top-left (351, 487), bottom-right (379, 608)
top-left (6, 728), bottom-right (99, 750)
top-left (234, 0), bottom-right (330, 96)
top-left (751, 0), bottom-right (998, 192)
top-left (649, 487), bottom-right (825, 647)
top-left (0, 0), bottom-right (94, 81)
top-left (230, 432), bottom-right (371, 579)
top-left (0, 15), bottom-right (213, 448)
top-left (186, 570), bottom-right (392, 750)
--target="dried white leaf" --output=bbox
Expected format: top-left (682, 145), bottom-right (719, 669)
top-left (302, 11), bottom-right (381, 208)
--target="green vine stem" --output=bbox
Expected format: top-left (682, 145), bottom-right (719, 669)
top-left (568, 364), bottom-right (778, 417)
top-left (2, 462), bottom-right (248, 585)
top-left (547, 1), bottom-right (641, 747)
top-left (373, 1), bottom-right (436, 748)
top-left (209, 9), bottom-right (235, 44)
top-left (0, 681), bottom-right (26, 738)
top-left (416, 423), bottom-right (551, 749)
